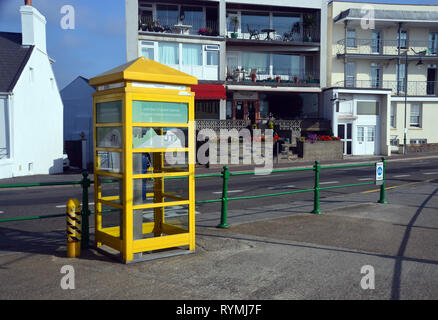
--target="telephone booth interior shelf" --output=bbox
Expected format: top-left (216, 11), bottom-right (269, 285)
top-left (89, 57), bottom-right (198, 263)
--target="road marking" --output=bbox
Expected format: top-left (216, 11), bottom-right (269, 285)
top-left (212, 190), bottom-right (243, 194)
top-left (267, 185), bottom-right (295, 190)
top-left (319, 181), bottom-right (339, 185)
top-left (358, 178), bottom-right (373, 181)
top-left (362, 178), bottom-right (436, 194)
top-left (423, 172), bottom-right (438, 175)
top-left (56, 202), bottom-right (95, 208)
top-left (393, 174), bottom-right (410, 178)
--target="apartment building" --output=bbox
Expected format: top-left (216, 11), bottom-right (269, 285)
top-left (125, 0), bottom-right (327, 137)
top-left (323, 0), bottom-right (438, 156)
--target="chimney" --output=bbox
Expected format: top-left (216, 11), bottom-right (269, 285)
top-left (20, 1), bottom-right (47, 53)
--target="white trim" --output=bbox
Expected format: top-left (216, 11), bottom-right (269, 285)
top-left (226, 85), bottom-right (321, 92)
top-left (132, 82), bottom-right (187, 90)
top-left (391, 96), bottom-right (438, 102)
top-left (97, 82), bottom-right (125, 91)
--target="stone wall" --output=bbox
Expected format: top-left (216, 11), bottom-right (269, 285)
top-left (297, 140), bottom-right (344, 161)
top-left (406, 143), bottom-right (438, 153)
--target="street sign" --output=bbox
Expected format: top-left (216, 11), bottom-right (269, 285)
top-left (376, 162), bottom-right (384, 185)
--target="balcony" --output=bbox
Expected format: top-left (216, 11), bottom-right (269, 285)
top-left (337, 38), bottom-right (438, 57)
top-left (227, 23), bottom-right (320, 43)
top-left (138, 15), bottom-right (219, 37)
top-left (226, 67), bottom-right (320, 86)
top-left (334, 80), bottom-right (438, 96)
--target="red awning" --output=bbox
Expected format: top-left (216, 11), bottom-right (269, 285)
top-left (191, 84), bottom-right (226, 100)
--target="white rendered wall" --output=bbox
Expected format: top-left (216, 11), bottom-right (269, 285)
top-left (0, 49), bottom-right (64, 179)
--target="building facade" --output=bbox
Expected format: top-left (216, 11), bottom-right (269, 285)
top-left (0, 3), bottom-right (64, 178)
top-left (125, 0), bottom-right (328, 136)
top-left (324, 0), bottom-right (438, 156)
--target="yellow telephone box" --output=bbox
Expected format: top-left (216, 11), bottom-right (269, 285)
top-left (89, 57), bottom-right (198, 263)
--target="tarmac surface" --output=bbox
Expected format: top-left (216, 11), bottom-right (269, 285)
top-left (0, 153), bottom-right (437, 300)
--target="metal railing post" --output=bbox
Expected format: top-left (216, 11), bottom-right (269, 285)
top-left (378, 157), bottom-right (388, 204)
top-left (80, 171), bottom-right (91, 248)
top-left (217, 165), bottom-right (230, 228)
top-left (312, 161), bottom-right (322, 214)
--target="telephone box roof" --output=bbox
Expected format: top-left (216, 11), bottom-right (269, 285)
top-left (89, 57), bottom-right (198, 87)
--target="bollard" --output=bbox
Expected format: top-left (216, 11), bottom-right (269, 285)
top-left (66, 199), bottom-right (81, 258)
top-left (217, 165), bottom-right (230, 228)
top-left (80, 172), bottom-right (91, 249)
top-left (378, 157), bottom-right (388, 204)
top-left (312, 160), bottom-right (322, 214)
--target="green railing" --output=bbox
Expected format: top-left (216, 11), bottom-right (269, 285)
top-left (0, 158), bottom-right (387, 242)
top-left (198, 158), bottom-right (387, 228)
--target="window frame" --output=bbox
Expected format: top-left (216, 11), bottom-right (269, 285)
top-left (346, 29), bottom-right (357, 48)
top-left (409, 103), bottom-right (422, 128)
top-left (0, 96), bottom-right (11, 161)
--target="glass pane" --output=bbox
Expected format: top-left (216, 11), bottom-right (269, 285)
top-left (182, 44), bottom-right (202, 66)
top-left (241, 11), bottom-right (270, 32)
top-left (96, 100), bottom-right (122, 123)
top-left (207, 51), bottom-right (218, 65)
top-left (367, 127), bottom-right (375, 142)
top-left (133, 101), bottom-right (188, 123)
top-left (273, 13), bottom-right (300, 41)
top-left (98, 176), bottom-right (123, 204)
top-left (133, 152), bottom-right (189, 175)
top-left (357, 102), bottom-right (379, 115)
top-left (0, 98), bottom-right (9, 159)
top-left (133, 127), bottom-right (188, 149)
top-left (141, 47), bottom-right (154, 60)
top-left (100, 204), bottom-right (122, 238)
top-left (338, 124), bottom-right (345, 139)
top-left (241, 52), bottom-right (269, 74)
top-left (273, 54), bottom-right (301, 76)
top-left (158, 42), bottom-right (179, 65)
top-left (156, 4), bottom-right (178, 26)
top-left (97, 151), bottom-right (122, 173)
top-left (347, 123), bottom-right (352, 139)
top-left (347, 141), bottom-right (352, 155)
top-left (357, 127), bottom-right (364, 142)
top-left (97, 127), bottom-right (123, 148)
top-left (133, 205), bottom-right (189, 240)
top-left (133, 176), bottom-right (189, 205)
top-left (182, 6), bottom-right (204, 35)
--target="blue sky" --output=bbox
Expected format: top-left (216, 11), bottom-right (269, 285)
top-left (0, 0), bottom-right (126, 90)
top-left (1, 0), bottom-right (438, 89)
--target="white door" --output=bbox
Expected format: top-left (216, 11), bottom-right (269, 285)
top-left (356, 126), bottom-right (376, 155)
top-left (337, 123), bottom-right (353, 155)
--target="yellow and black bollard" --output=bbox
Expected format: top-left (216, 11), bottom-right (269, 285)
top-left (66, 199), bottom-right (81, 258)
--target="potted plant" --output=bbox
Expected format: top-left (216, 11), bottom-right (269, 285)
top-left (303, 14), bottom-right (316, 42)
top-left (251, 73), bottom-right (257, 82)
top-left (275, 76), bottom-right (281, 83)
top-left (230, 16), bottom-right (239, 38)
top-left (198, 28), bottom-right (207, 35)
top-left (294, 76), bottom-right (299, 84)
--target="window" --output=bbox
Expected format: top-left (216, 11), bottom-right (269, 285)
top-left (345, 62), bottom-right (355, 87)
top-left (347, 29), bottom-right (356, 48)
top-left (181, 6), bottom-right (204, 35)
top-left (206, 50), bottom-right (219, 66)
top-left (241, 52), bottom-right (269, 75)
top-left (398, 30), bottom-right (408, 49)
top-left (357, 127), bottom-right (364, 142)
top-left (273, 13), bottom-right (301, 41)
top-left (241, 11), bottom-right (270, 34)
top-left (371, 63), bottom-right (382, 88)
top-left (367, 126), bottom-right (375, 142)
top-left (397, 63), bottom-right (407, 93)
top-left (272, 54), bottom-right (301, 76)
top-left (429, 32), bottom-right (438, 55)
top-left (390, 104), bottom-right (396, 128)
top-left (156, 4), bottom-right (178, 26)
top-left (357, 101), bottom-right (379, 115)
top-left (141, 41), bottom-right (155, 60)
top-left (182, 44), bottom-right (202, 66)
top-left (158, 42), bottom-right (179, 65)
top-left (0, 97), bottom-right (10, 159)
top-left (410, 139), bottom-right (427, 144)
top-left (410, 103), bottom-right (421, 127)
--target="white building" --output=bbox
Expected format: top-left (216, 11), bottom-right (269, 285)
top-left (0, 2), bottom-right (64, 178)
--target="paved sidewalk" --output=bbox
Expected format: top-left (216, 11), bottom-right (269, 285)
top-left (0, 176), bottom-right (437, 300)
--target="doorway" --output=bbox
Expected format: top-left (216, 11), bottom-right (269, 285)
top-left (356, 125), bottom-right (376, 155)
top-left (338, 123), bottom-right (353, 155)
top-left (427, 66), bottom-right (437, 95)
top-left (372, 30), bottom-right (382, 54)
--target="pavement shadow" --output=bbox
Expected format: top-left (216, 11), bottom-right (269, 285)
top-left (0, 226), bottom-right (112, 264)
top-left (391, 184), bottom-right (438, 300)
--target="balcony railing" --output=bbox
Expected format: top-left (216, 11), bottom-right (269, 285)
top-left (227, 67), bottom-right (320, 85)
top-left (229, 23), bottom-right (320, 43)
top-left (337, 38), bottom-right (438, 56)
top-left (138, 15), bottom-right (219, 36)
top-left (0, 147), bottom-right (8, 160)
top-left (334, 80), bottom-right (438, 96)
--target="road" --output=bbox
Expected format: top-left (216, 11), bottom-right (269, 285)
top-left (0, 157), bottom-right (437, 228)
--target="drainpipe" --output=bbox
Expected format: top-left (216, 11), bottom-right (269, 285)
top-left (397, 23), bottom-right (402, 95)
top-left (344, 20), bottom-right (348, 87)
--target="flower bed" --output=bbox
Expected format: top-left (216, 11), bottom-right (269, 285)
top-left (297, 134), bottom-right (343, 161)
